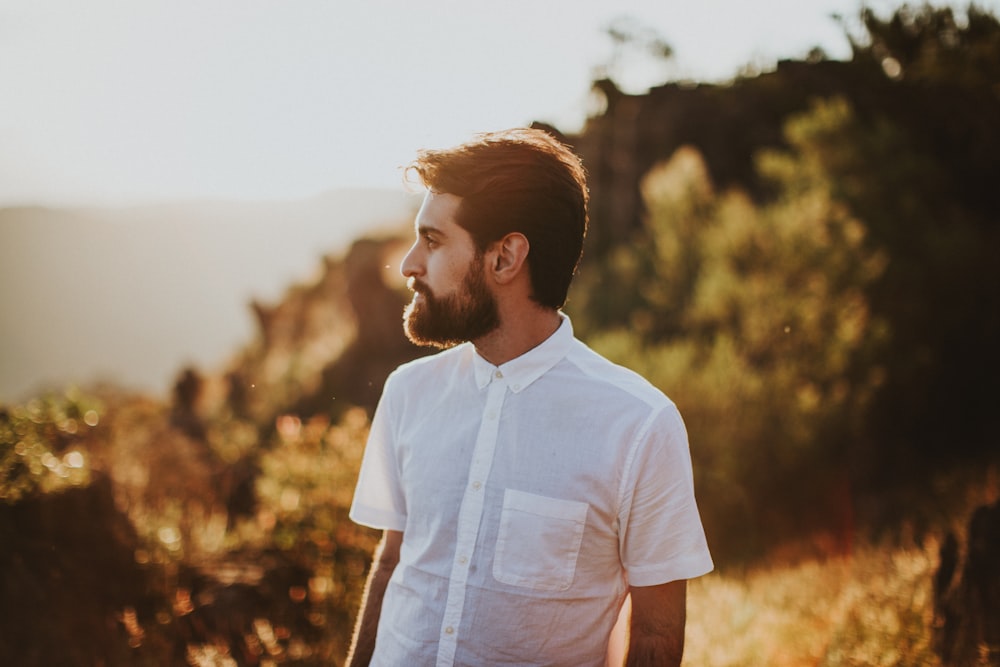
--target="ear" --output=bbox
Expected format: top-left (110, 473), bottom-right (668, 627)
top-left (489, 233), bottom-right (530, 285)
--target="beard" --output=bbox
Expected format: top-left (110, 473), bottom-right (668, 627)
top-left (403, 255), bottom-right (500, 349)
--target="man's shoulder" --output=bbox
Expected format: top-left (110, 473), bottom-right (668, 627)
top-left (563, 338), bottom-right (675, 412)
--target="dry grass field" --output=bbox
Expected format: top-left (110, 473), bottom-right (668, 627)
top-left (683, 540), bottom-right (944, 666)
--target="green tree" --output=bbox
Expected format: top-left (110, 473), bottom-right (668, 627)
top-left (1, 390), bottom-right (99, 502)
top-left (848, 3), bottom-right (1000, 86)
top-left (573, 99), bottom-right (888, 559)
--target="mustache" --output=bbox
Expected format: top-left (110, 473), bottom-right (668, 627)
top-left (409, 279), bottom-right (433, 297)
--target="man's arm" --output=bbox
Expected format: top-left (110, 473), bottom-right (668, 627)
top-left (624, 579), bottom-right (687, 667)
top-left (346, 530), bottom-right (403, 667)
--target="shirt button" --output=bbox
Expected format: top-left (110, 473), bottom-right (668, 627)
top-left (495, 370), bottom-right (503, 379)
top-left (512, 384), bottom-right (521, 391)
top-left (458, 555), bottom-right (468, 564)
top-left (445, 626), bottom-right (455, 635)
top-left (471, 481), bottom-right (482, 490)
top-left (486, 411), bottom-right (497, 420)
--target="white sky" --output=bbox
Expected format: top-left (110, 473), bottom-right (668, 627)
top-left (1, 0), bottom-right (993, 207)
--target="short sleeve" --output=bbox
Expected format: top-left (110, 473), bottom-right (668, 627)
top-left (349, 373), bottom-right (408, 532)
top-left (618, 403), bottom-right (713, 586)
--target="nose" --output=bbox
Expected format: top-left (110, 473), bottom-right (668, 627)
top-left (400, 241), bottom-right (422, 280)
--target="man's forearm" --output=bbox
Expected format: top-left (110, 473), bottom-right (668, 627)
top-left (624, 632), bottom-right (683, 667)
top-left (346, 532), bottom-right (401, 667)
top-left (623, 580), bottom-right (686, 667)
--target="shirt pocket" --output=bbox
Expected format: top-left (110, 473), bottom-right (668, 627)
top-left (493, 488), bottom-right (589, 592)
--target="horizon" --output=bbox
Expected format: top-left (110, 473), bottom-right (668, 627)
top-left (0, 188), bottom-right (420, 403)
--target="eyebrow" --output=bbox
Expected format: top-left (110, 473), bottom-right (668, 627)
top-left (417, 224), bottom-right (445, 239)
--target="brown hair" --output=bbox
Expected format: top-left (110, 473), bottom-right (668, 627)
top-left (407, 128), bottom-right (589, 309)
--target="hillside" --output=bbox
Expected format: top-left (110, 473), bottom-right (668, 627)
top-left (0, 188), bottom-right (419, 403)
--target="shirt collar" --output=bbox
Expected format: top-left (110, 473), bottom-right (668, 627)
top-left (472, 313), bottom-right (574, 393)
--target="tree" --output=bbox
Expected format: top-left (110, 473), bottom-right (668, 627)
top-left (594, 16), bottom-right (674, 93)
top-left (848, 3), bottom-right (1000, 86)
top-left (572, 99), bottom-right (889, 559)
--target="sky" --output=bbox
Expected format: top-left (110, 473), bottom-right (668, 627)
top-left (4, 0), bottom-right (984, 208)
top-left (3, 0), bottom-right (996, 401)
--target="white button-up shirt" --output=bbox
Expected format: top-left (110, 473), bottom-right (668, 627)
top-left (350, 316), bottom-right (713, 666)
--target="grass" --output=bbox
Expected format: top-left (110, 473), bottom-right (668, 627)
top-left (683, 539), bottom-right (942, 667)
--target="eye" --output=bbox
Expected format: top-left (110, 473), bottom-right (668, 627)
top-left (422, 233), bottom-right (439, 249)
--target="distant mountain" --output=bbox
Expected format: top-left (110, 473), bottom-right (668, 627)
top-left (0, 188), bottom-right (419, 403)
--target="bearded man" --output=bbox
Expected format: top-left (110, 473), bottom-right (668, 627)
top-left (346, 128), bottom-right (713, 667)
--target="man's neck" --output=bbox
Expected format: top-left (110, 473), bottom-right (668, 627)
top-left (472, 307), bottom-right (561, 367)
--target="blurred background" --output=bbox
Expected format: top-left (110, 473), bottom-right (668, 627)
top-left (2, 1), bottom-right (999, 665)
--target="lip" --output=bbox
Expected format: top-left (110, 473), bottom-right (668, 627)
top-left (410, 281), bottom-right (431, 301)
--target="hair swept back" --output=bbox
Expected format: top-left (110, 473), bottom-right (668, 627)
top-left (407, 127), bottom-right (589, 310)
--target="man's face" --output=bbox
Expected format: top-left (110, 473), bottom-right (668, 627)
top-left (401, 192), bottom-right (500, 348)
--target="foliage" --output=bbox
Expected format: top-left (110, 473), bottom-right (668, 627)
top-left (254, 408), bottom-right (380, 658)
top-left (795, 88), bottom-right (999, 469)
top-left (572, 3), bottom-right (1000, 550)
top-left (849, 3), bottom-right (1000, 86)
top-left (115, 398), bottom-right (377, 665)
top-left (572, 98), bottom-right (889, 558)
top-left (0, 371), bottom-right (376, 665)
top-left (0, 389), bottom-right (100, 502)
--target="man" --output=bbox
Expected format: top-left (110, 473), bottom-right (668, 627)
top-left (347, 128), bottom-right (713, 667)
